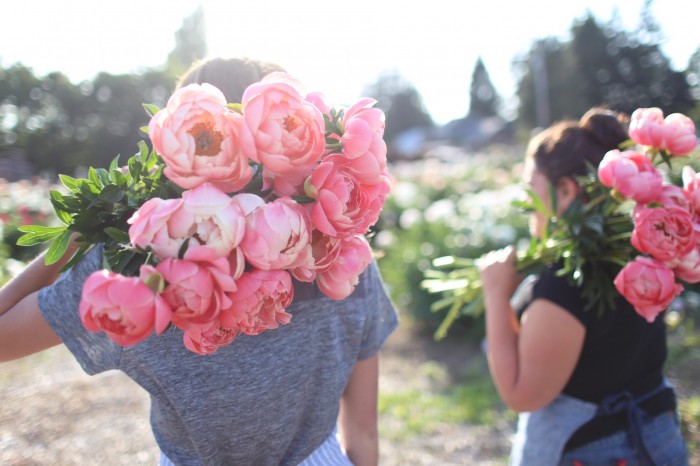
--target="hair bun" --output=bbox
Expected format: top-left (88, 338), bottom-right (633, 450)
top-left (579, 107), bottom-right (629, 152)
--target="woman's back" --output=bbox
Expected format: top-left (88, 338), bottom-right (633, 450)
top-left (38, 245), bottom-right (397, 466)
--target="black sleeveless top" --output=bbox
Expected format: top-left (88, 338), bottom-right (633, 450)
top-left (515, 263), bottom-right (676, 449)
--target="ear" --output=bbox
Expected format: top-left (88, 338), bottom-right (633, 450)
top-left (555, 176), bottom-right (579, 215)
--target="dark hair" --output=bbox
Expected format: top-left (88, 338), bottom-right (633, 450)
top-left (177, 57), bottom-right (285, 103)
top-left (527, 107), bottom-right (630, 184)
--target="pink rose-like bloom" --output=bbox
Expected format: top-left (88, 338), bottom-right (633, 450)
top-left (156, 246), bottom-right (238, 330)
top-left (629, 108), bottom-right (698, 156)
top-left (614, 257), bottom-right (683, 322)
top-left (305, 91), bottom-right (332, 116)
top-left (597, 149), bottom-right (662, 204)
top-left (662, 113), bottom-right (697, 156)
top-left (183, 320), bottom-right (239, 355)
top-left (239, 197), bottom-right (313, 272)
top-left (629, 107), bottom-right (666, 148)
top-left (316, 235), bottom-right (373, 300)
top-left (305, 155), bottom-right (391, 238)
top-left (655, 184), bottom-right (691, 211)
top-left (128, 196), bottom-right (185, 258)
top-left (341, 98), bottom-right (387, 160)
top-left (129, 184), bottom-right (246, 260)
top-left (670, 246), bottom-right (700, 284)
top-left (148, 83), bottom-right (253, 193)
top-left (79, 268), bottom-right (172, 346)
top-left (220, 269), bottom-right (294, 336)
top-left (631, 206), bottom-right (695, 262)
top-left (311, 230), bottom-right (342, 274)
top-left (683, 166), bottom-right (700, 216)
top-left (240, 72), bottom-right (325, 176)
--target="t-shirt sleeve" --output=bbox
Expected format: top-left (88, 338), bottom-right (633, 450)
top-left (530, 264), bottom-right (590, 326)
top-left (357, 261), bottom-right (399, 360)
top-left (37, 245), bottom-right (123, 374)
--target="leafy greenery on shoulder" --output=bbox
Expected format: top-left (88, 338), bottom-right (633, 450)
top-left (422, 168), bottom-right (635, 340)
top-left (17, 140), bottom-right (182, 276)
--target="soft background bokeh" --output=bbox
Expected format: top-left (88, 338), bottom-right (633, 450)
top-left (2, 1), bottom-right (700, 464)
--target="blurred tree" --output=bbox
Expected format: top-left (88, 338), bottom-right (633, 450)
top-left (515, 12), bottom-right (694, 129)
top-left (167, 6), bottom-right (208, 78)
top-left (363, 70), bottom-right (433, 155)
top-left (687, 47), bottom-right (700, 121)
top-left (468, 57), bottom-right (501, 117)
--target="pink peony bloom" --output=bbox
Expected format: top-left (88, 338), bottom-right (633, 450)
top-left (239, 197), bottom-right (313, 272)
top-left (629, 107), bottom-right (698, 156)
top-left (129, 183), bottom-right (246, 259)
top-left (597, 149), bottom-right (662, 204)
top-left (683, 166), bottom-right (700, 216)
top-left (183, 320), bottom-right (239, 355)
top-left (341, 98), bottom-right (387, 161)
top-left (305, 91), bottom-right (332, 116)
top-left (655, 184), bottom-right (691, 211)
top-left (310, 230), bottom-right (342, 274)
top-left (614, 257), bottom-right (683, 323)
top-left (128, 196), bottom-right (186, 258)
top-left (148, 83), bottom-right (253, 192)
top-left (240, 72), bottom-right (325, 176)
top-left (79, 268), bottom-right (172, 346)
top-left (670, 246), bottom-right (700, 284)
top-left (305, 155), bottom-right (391, 238)
top-left (663, 113), bottom-right (697, 156)
top-left (629, 107), bottom-right (666, 148)
top-left (316, 235), bottom-right (373, 300)
top-left (220, 268), bottom-right (294, 336)
top-left (156, 246), bottom-right (238, 330)
top-left (631, 206), bottom-right (695, 262)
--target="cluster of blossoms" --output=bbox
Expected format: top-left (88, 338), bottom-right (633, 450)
top-left (598, 107), bottom-right (699, 322)
top-left (79, 72), bottom-right (391, 355)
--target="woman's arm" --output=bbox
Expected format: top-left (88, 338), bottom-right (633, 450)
top-left (480, 247), bottom-right (585, 412)
top-left (0, 291), bottom-right (61, 362)
top-left (338, 355), bottom-right (379, 466)
top-left (0, 239), bottom-right (79, 317)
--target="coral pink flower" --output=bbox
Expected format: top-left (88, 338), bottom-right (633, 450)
top-left (220, 269), bottom-right (294, 336)
top-left (156, 246), bottom-right (238, 330)
top-left (629, 107), bottom-right (698, 156)
top-left (129, 183), bottom-right (246, 259)
top-left (148, 83), bottom-right (253, 192)
top-left (239, 197), bottom-right (313, 272)
top-left (662, 113), bottom-right (697, 156)
top-left (597, 150), bottom-right (662, 204)
top-left (183, 320), bottom-right (239, 355)
top-left (683, 166), bottom-right (700, 216)
top-left (80, 268), bottom-right (172, 346)
top-left (310, 230), bottom-right (342, 274)
top-left (128, 196), bottom-right (185, 258)
top-left (655, 184), bottom-right (691, 211)
top-left (305, 91), bottom-right (332, 116)
top-left (240, 72), bottom-right (325, 176)
top-left (305, 155), bottom-right (391, 238)
top-left (669, 246), bottom-right (700, 284)
top-left (631, 206), bottom-right (695, 262)
top-left (316, 235), bottom-right (373, 300)
top-left (614, 257), bottom-right (683, 323)
top-left (341, 98), bottom-right (387, 161)
top-left (629, 107), bottom-right (666, 148)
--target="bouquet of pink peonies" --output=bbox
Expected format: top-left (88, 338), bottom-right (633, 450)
top-left (423, 107), bottom-right (698, 339)
top-left (18, 72), bottom-right (391, 355)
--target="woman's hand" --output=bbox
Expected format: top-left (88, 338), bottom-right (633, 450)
top-left (478, 246), bottom-right (523, 300)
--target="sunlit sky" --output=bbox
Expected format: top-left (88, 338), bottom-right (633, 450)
top-left (1, 0), bottom-right (698, 123)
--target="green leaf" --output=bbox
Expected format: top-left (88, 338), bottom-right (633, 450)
top-left (140, 125), bottom-right (149, 134)
top-left (16, 225), bottom-right (67, 245)
top-left (104, 227), bottom-right (131, 243)
top-left (142, 103), bottom-right (160, 118)
top-left (59, 174), bottom-right (79, 193)
top-left (227, 103), bottom-right (243, 113)
top-left (137, 140), bottom-right (150, 162)
top-left (109, 154), bottom-right (121, 172)
top-left (88, 167), bottom-right (101, 187)
top-left (44, 230), bottom-right (72, 265)
top-left (98, 185), bottom-right (126, 203)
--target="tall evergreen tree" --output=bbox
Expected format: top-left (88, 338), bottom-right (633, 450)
top-left (167, 7), bottom-right (208, 77)
top-left (468, 57), bottom-right (500, 117)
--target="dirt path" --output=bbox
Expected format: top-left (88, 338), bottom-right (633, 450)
top-left (0, 323), bottom-right (512, 465)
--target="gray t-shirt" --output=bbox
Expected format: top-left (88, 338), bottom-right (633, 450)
top-left (38, 245), bottom-right (398, 466)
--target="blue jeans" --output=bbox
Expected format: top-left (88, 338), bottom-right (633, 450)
top-left (559, 411), bottom-right (688, 465)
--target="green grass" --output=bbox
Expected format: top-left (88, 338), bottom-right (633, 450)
top-left (378, 364), bottom-right (507, 440)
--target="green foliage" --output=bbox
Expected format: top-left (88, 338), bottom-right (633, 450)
top-left (17, 144), bottom-right (182, 276)
top-left (468, 57), bottom-right (501, 118)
